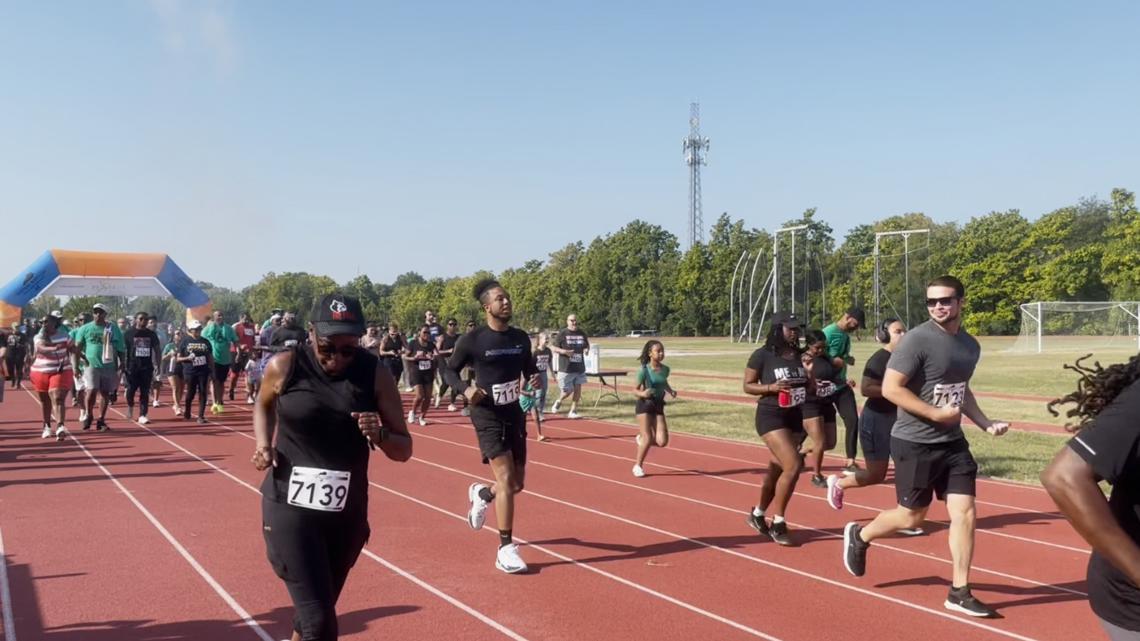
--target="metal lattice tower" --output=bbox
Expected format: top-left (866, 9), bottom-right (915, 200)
top-left (683, 102), bottom-right (709, 247)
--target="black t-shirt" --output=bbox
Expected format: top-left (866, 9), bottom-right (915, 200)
top-left (379, 333), bottom-right (405, 359)
top-left (407, 339), bottom-right (436, 373)
top-left (270, 325), bottom-right (307, 350)
top-left (445, 325), bottom-right (537, 411)
top-left (5, 332), bottom-right (26, 355)
top-left (124, 328), bottom-right (161, 371)
top-left (861, 348), bottom-right (896, 414)
top-left (426, 322), bottom-right (444, 342)
top-left (1067, 379), bottom-right (1140, 631)
top-left (534, 347), bottom-right (553, 374)
top-left (556, 329), bottom-right (590, 374)
top-left (437, 333), bottom-right (460, 357)
top-left (179, 336), bottom-right (212, 375)
top-left (807, 355), bottom-right (838, 402)
top-left (746, 347), bottom-right (807, 409)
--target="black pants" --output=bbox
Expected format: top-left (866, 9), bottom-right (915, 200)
top-left (262, 500), bottom-right (369, 641)
top-left (833, 386), bottom-right (860, 459)
top-left (183, 370), bottom-right (210, 418)
top-left (126, 368), bottom-right (153, 415)
top-left (6, 355), bottom-right (25, 387)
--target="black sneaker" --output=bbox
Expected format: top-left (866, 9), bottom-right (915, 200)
top-left (197, 417), bottom-right (208, 424)
top-left (228, 389), bottom-right (235, 401)
top-left (746, 512), bottom-right (770, 538)
top-left (843, 522), bottom-right (868, 577)
top-left (182, 411), bottom-right (191, 421)
top-left (944, 585), bottom-right (997, 618)
top-left (769, 520), bottom-right (794, 546)
top-left (96, 420), bottom-right (109, 432)
top-left (82, 415), bottom-right (93, 431)
top-left (810, 474), bottom-right (827, 488)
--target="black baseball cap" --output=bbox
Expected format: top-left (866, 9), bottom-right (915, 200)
top-left (771, 311), bottom-right (805, 329)
top-left (311, 293), bottom-right (365, 337)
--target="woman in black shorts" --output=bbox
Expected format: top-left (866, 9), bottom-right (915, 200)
top-left (801, 330), bottom-right (839, 488)
top-left (632, 339), bottom-right (677, 478)
top-left (743, 311), bottom-right (808, 546)
top-left (405, 325), bottom-right (436, 426)
top-left (253, 294), bottom-right (411, 641)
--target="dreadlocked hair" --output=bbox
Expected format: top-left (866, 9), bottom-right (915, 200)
top-left (1046, 353), bottom-right (1140, 433)
top-left (762, 322), bottom-right (802, 356)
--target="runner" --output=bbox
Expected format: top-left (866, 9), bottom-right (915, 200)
top-left (632, 339), bottom-right (677, 478)
top-left (178, 320), bottom-right (214, 424)
top-left (801, 330), bottom-right (839, 488)
top-left (435, 318), bottom-right (461, 411)
top-left (841, 275), bottom-right (1009, 618)
top-left (743, 311), bottom-right (808, 546)
top-left (271, 312), bottom-right (308, 351)
top-left (203, 310), bottom-right (238, 413)
top-left (5, 322), bottom-right (28, 389)
top-left (261, 308), bottom-right (284, 331)
top-left (405, 325), bottom-right (436, 426)
top-left (360, 324), bottom-right (382, 357)
top-left (230, 312), bottom-right (258, 403)
top-left (529, 332), bottom-right (553, 441)
top-left (444, 279), bottom-right (540, 573)
top-left (377, 322), bottom-right (406, 384)
top-left (73, 303), bottom-right (125, 432)
top-left (1043, 354), bottom-right (1140, 641)
top-left (30, 314), bottom-right (73, 441)
top-left (551, 314), bottom-right (589, 419)
top-left (424, 310), bottom-right (444, 342)
top-left (123, 311), bottom-right (161, 424)
top-left (162, 329), bottom-right (185, 415)
top-left (826, 319), bottom-right (908, 508)
top-left (150, 318), bottom-right (165, 408)
top-left (253, 293), bottom-right (412, 641)
top-left (69, 313), bottom-right (90, 416)
top-left (823, 308), bottom-right (865, 472)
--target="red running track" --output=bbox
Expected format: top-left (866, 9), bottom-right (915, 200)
top-left (0, 384), bottom-right (1097, 640)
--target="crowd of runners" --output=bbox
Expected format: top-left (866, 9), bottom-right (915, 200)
top-left (2, 273), bottom-right (1138, 641)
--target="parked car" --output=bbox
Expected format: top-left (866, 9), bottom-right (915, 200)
top-left (626, 329), bottom-right (658, 338)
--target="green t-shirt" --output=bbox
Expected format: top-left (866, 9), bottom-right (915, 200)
top-left (636, 363), bottom-right (670, 401)
top-left (74, 322), bottom-right (125, 369)
top-left (202, 322), bottom-right (238, 365)
top-left (822, 322), bottom-right (851, 388)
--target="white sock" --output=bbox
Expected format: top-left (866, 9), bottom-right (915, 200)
top-left (751, 507), bottom-right (764, 518)
top-left (772, 515), bottom-right (785, 525)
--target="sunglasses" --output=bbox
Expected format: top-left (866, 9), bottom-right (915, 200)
top-left (447, 322), bottom-right (457, 326)
top-left (315, 342), bottom-right (357, 359)
top-left (925, 296), bottom-right (959, 308)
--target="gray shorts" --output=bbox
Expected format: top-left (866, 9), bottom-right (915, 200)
top-left (1101, 617), bottom-right (1140, 641)
top-left (557, 371), bottom-right (588, 393)
top-left (84, 366), bottom-right (119, 395)
top-left (858, 407), bottom-right (897, 462)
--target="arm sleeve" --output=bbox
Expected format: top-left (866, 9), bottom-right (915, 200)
top-left (443, 335), bottom-right (473, 394)
top-left (1068, 382), bottom-right (1140, 484)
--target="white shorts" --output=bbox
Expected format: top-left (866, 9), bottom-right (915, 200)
top-left (557, 371), bottom-right (588, 393)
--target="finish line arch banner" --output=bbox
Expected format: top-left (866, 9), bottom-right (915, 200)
top-left (0, 250), bottom-right (212, 327)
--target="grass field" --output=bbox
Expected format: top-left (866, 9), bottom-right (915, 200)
top-left (574, 335), bottom-right (1139, 485)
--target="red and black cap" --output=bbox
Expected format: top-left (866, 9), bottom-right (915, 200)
top-left (311, 293), bottom-right (365, 338)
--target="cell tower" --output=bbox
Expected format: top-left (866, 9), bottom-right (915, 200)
top-left (683, 102), bottom-right (709, 247)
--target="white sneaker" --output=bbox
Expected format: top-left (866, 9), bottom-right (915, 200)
top-left (495, 543), bottom-right (528, 574)
top-left (418, 417), bottom-right (427, 426)
top-left (246, 397), bottom-right (255, 405)
top-left (404, 386), bottom-right (414, 393)
top-left (567, 410), bottom-right (581, 420)
top-left (41, 425), bottom-right (52, 439)
top-left (138, 415), bottom-right (150, 425)
top-left (632, 464), bottom-right (646, 478)
top-left (126, 407), bottom-right (134, 420)
top-left (152, 400), bottom-right (160, 408)
top-left (461, 407), bottom-right (470, 417)
top-left (550, 400), bottom-right (561, 414)
top-left (433, 395), bottom-right (441, 408)
top-left (826, 474), bottom-right (844, 510)
top-left (467, 483), bottom-right (489, 529)
top-left (79, 410), bottom-right (88, 422)
top-left (897, 527), bottom-right (925, 537)
top-left (447, 403), bottom-right (457, 412)
top-left (55, 425), bottom-right (66, 441)
top-left (407, 410), bottom-right (416, 423)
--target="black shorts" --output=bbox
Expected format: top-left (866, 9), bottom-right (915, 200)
top-left (213, 363), bottom-right (231, 383)
top-left (231, 352), bottom-right (251, 374)
top-left (635, 397), bottom-right (666, 416)
top-left (471, 405), bottom-right (527, 465)
top-left (754, 403), bottom-right (804, 437)
top-left (858, 407), bottom-right (897, 462)
top-left (890, 437), bottom-right (978, 509)
top-left (802, 398), bottom-right (836, 421)
top-left (409, 365), bottom-right (434, 388)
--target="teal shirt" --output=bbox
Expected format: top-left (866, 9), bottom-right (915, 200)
top-left (202, 321), bottom-right (238, 365)
top-left (822, 322), bottom-right (851, 388)
top-left (74, 322), bottom-right (125, 369)
top-left (636, 363), bottom-right (670, 401)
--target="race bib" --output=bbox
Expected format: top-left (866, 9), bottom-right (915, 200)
top-left (244, 328), bottom-right (254, 337)
top-left (570, 353), bottom-right (583, 363)
top-left (492, 380), bottom-right (520, 406)
top-left (192, 355), bottom-right (207, 367)
top-left (287, 466), bottom-right (350, 512)
top-left (284, 339), bottom-right (298, 348)
top-left (135, 346), bottom-right (151, 358)
top-left (418, 359), bottom-right (432, 371)
top-left (932, 382), bottom-right (966, 408)
top-left (816, 380), bottom-right (836, 397)
top-left (788, 387), bottom-right (806, 407)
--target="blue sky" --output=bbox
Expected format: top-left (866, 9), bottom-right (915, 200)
top-left (2, 1), bottom-right (1137, 290)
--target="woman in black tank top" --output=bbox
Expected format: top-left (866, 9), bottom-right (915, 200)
top-left (252, 294), bottom-right (411, 641)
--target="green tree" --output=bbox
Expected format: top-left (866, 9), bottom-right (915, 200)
top-left (1102, 188), bottom-right (1140, 299)
top-left (245, 272), bottom-right (339, 324)
top-left (951, 210), bottom-right (1033, 334)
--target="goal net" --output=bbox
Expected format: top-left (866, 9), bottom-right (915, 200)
top-left (1010, 301), bottom-right (1140, 353)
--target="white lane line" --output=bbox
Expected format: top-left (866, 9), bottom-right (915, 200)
top-left (0, 527), bottom-right (17, 641)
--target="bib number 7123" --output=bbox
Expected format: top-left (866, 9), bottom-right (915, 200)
top-left (932, 382), bottom-right (966, 408)
top-left (287, 466), bottom-right (351, 512)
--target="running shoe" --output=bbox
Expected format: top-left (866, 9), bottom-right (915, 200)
top-left (41, 425), bottom-right (52, 439)
top-left (172, 405), bottom-right (181, 416)
top-left (844, 462), bottom-right (860, 473)
top-left (810, 474), bottom-right (827, 488)
top-left (404, 386), bottom-right (414, 393)
top-left (152, 400), bottom-right (160, 408)
top-left (944, 585), bottom-right (997, 618)
top-left (126, 406), bottom-right (134, 420)
top-left (495, 543), bottom-right (528, 574)
top-left (897, 527), bottom-right (925, 537)
top-left (769, 520), bottom-right (794, 546)
top-left (550, 400), bottom-right (561, 414)
top-left (418, 417), bottom-right (427, 426)
top-left (138, 415), bottom-right (150, 425)
top-left (82, 415), bottom-right (93, 431)
top-left (467, 483), bottom-right (489, 529)
top-left (843, 522), bottom-right (868, 577)
top-left (246, 397), bottom-right (255, 405)
top-left (461, 407), bottom-right (470, 417)
top-left (407, 410), bottom-right (415, 423)
top-left (447, 403), bottom-right (457, 412)
top-left (96, 420), bottom-right (109, 432)
top-left (55, 425), bottom-right (66, 442)
top-left (433, 394), bottom-right (441, 408)
top-left (826, 474), bottom-right (844, 510)
top-left (228, 388), bottom-right (235, 401)
top-left (197, 417), bottom-right (208, 424)
top-left (632, 464), bottom-right (646, 478)
top-left (746, 511), bottom-right (770, 538)
top-left (211, 403), bottom-right (224, 415)
top-left (537, 434), bottom-right (548, 442)
top-left (79, 410), bottom-right (88, 423)
top-left (567, 410), bottom-right (581, 419)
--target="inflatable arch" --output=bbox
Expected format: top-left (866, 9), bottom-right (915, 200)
top-left (0, 250), bottom-right (211, 328)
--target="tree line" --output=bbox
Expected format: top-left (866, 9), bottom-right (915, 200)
top-left (25, 188), bottom-right (1139, 337)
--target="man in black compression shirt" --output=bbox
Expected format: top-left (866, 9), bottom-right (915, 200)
top-left (444, 279), bottom-right (540, 574)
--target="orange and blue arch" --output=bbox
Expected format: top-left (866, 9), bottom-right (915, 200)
top-left (0, 250), bottom-right (211, 327)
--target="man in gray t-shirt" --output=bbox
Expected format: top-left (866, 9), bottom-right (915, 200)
top-left (841, 275), bottom-right (1010, 618)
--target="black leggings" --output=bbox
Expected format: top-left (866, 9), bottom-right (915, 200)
top-left (183, 370), bottom-right (210, 418)
top-left (126, 368), bottom-right (153, 415)
top-left (262, 500), bottom-right (369, 641)
top-left (834, 386), bottom-right (860, 459)
top-left (6, 355), bottom-right (25, 386)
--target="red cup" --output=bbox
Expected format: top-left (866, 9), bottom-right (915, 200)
top-left (778, 389), bottom-right (791, 408)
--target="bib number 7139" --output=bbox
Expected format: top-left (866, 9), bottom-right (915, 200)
top-left (287, 466), bottom-right (351, 512)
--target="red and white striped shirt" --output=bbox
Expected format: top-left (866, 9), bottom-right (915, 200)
top-left (32, 330), bottom-right (72, 374)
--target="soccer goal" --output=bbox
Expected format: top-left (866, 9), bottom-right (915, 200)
top-left (1011, 301), bottom-right (1140, 353)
